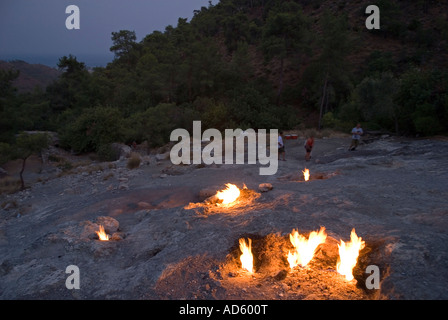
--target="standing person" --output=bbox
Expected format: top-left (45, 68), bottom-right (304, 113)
top-left (304, 135), bottom-right (314, 161)
top-left (349, 123), bottom-right (363, 151)
top-left (278, 130), bottom-right (286, 161)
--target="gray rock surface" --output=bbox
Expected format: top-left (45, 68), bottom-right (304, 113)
top-left (0, 136), bottom-right (447, 299)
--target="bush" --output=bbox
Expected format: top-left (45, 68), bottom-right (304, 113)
top-left (127, 152), bottom-right (141, 169)
top-left (322, 112), bottom-right (338, 128)
top-left (0, 142), bottom-right (11, 165)
top-left (0, 177), bottom-right (21, 194)
top-left (125, 103), bottom-right (182, 148)
top-left (97, 143), bottom-right (121, 162)
top-left (395, 68), bottom-right (448, 135)
top-left (60, 106), bottom-right (124, 153)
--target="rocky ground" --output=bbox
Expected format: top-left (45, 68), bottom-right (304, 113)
top-left (1, 134), bottom-right (447, 300)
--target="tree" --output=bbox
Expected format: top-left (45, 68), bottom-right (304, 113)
top-left (311, 11), bottom-right (354, 129)
top-left (60, 106), bottom-right (124, 153)
top-left (110, 30), bottom-right (139, 65)
top-left (262, 2), bottom-right (308, 104)
top-left (0, 69), bottom-right (20, 143)
top-left (395, 68), bottom-right (448, 135)
top-left (14, 132), bottom-right (49, 190)
top-left (57, 54), bottom-right (86, 75)
top-left (47, 55), bottom-right (92, 113)
top-left (346, 72), bottom-right (399, 132)
top-left (125, 103), bottom-right (183, 147)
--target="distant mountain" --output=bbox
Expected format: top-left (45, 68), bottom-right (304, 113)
top-left (0, 60), bottom-right (61, 92)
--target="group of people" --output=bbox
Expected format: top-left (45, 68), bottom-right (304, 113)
top-left (278, 123), bottom-right (364, 161)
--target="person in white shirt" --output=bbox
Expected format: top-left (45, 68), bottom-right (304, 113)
top-left (349, 123), bottom-right (363, 151)
top-left (278, 130), bottom-right (286, 161)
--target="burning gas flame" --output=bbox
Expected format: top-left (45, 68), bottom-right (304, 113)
top-left (239, 238), bottom-right (254, 273)
top-left (216, 183), bottom-right (241, 206)
top-left (336, 229), bottom-right (365, 281)
top-left (287, 226), bottom-right (327, 269)
top-left (96, 225), bottom-right (109, 241)
top-left (302, 168), bottom-right (310, 181)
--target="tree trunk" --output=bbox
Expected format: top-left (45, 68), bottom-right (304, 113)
top-left (318, 74), bottom-right (329, 130)
top-left (187, 67), bottom-right (193, 102)
top-left (394, 114), bottom-right (399, 134)
top-left (276, 57), bottom-right (284, 105)
top-left (19, 156), bottom-right (28, 190)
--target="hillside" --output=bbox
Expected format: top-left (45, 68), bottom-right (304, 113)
top-left (0, 60), bottom-right (61, 92)
top-left (1, 0), bottom-right (447, 160)
top-left (206, 0), bottom-right (448, 100)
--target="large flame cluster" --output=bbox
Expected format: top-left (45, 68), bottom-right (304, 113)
top-left (216, 183), bottom-right (241, 206)
top-left (239, 238), bottom-right (254, 273)
top-left (237, 228), bottom-right (365, 282)
top-left (287, 227), bottom-right (327, 269)
top-left (336, 229), bottom-right (366, 281)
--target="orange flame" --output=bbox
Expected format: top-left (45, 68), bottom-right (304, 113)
top-left (216, 183), bottom-right (241, 206)
top-left (96, 225), bottom-right (109, 241)
top-left (302, 168), bottom-right (310, 181)
top-left (287, 227), bottom-right (327, 269)
top-left (336, 229), bottom-right (365, 281)
top-left (239, 238), bottom-right (254, 273)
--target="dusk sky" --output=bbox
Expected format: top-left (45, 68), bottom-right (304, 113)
top-left (0, 0), bottom-right (216, 67)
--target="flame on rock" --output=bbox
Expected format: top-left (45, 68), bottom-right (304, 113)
top-left (96, 225), bottom-right (109, 241)
top-left (336, 228), bottom-right (365, 281)
top-left (302, 168), bottom-right (310, 181)
top-left (287, 227), bottom-right (327, 269)
top-left (239, 238), bottom-right (254, 273)
top-left (216, 183), bottom-right (241, 206)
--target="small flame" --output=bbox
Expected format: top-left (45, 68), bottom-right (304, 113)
top-left (336, 229), bottom-right (365, 281)
top-left (239, 238), bottom-right (254, 273)
top-left (96, 225), bottom-right (109, 241)
top-left (287, 227), bottom-right (327, 269)
top-left (302, 168), bottom-right (310, 181)
top-left (216, 183), bottom-right (241, 206)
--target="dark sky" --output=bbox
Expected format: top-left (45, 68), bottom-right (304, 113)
top-left (0, 0), bottom-right (216, 66)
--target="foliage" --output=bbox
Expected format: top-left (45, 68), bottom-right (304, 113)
top-left (60, 107), bottom-right (124, 153)
top-left (350, 72), bottom-right (399, 130)
top-left (97, 143), bottom-right (121, 162)
top-left (13, 132), bottom-right (50, 190)
top-left (1, 0), bottom-right (447, 154)
top-left (395, 68), bottom-right (448, 135)
top-left (0, 142), bottom-right (12, 165)
top-left (125, 103), bottom-right (184, 147)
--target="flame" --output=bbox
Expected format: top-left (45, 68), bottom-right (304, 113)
top-left (287, 227), bottom-right (327, 269)
top-left (96, 225), bottom-right (109, 241)
top-left (216, 183), bottom-right (241, 206)
top-left (302, 168), bottom-right (310, 181)
top-left (239, 238), bottom-right (254, 273)
top-left (336, 229), bottom-right (365, 281)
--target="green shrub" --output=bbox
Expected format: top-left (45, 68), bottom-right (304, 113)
top-left (97, 143), bottom-right (121, 162)
top-left (60, 106), bottom-right (124, 153)
top-left (322, 112), bottom-right (338, 128)
top-left (125, 103), bottom-right (182, 148)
